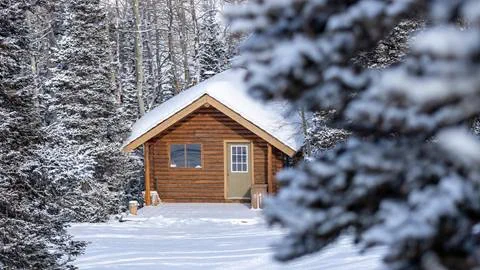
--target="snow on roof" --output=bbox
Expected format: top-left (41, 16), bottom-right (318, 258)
top-left (123, 69), bottom-right (304, 152)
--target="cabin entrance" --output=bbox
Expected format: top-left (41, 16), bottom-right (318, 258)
top-left (226, 142), bottom-right (252, 199)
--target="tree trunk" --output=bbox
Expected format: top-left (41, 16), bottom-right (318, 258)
top-left (114, 0), bottom-right (123, 103)
top-left (167, 0), bottom-right (180, 93)
top-left (190, 0), bottom-right (200, 84)
top-left (176, 0), bottom-right (191, 86)
top-left (300, 108), bottom-right (311, 157)
top-left (105, 9), bottom-right (118, 103)
top-left (131, 0), bottom-right (146, 115)
top-left (143, 0), bottom-right (155, 110)
top-left (152, 0), bottom-right (165, 107)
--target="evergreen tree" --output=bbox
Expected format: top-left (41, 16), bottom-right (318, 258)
top-left (229, 0), bottom-right (480, 269)
top-left (110, 11), bottom-right (145, 208)
top-left (117, 11), bottom-right (140, 123)
top-left (42, 0), bottom-right (132, 222)
top-left (198, 1), bottom-right (227, 81)
top-left (306, 111), bottom-right (349, 157)
top-left (0, 0), bottom-right (84, 268)
top-left (354, 19), bottom-right (424, 69)
top-left (120, 66), bottom-right (140, 124)
top-left (161, 61), bottom-right (177, 101)
top-left (305, 20), bottom-right (421, 157)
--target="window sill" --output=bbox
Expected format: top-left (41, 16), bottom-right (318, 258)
top-left (168, 167), bottom-right (203, 170)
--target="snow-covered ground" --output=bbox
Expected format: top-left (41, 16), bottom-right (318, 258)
top-left (70, 203), bottom-right (383, 270)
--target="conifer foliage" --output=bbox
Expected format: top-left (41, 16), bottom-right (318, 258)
top-left (0, 0), bottom-right (245, 267)
top-left (306, 111), bottom-right (349, 157)
top-left (0, 0), bottom-right (84, 268)
top-left (42, 0), bottom-right (131, 222)
top-left (229, 0), bottom-right (480, 269)
top-left (198, 1), bottom-right (227, 81)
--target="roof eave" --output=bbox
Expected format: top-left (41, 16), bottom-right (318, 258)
top-left (122, 94), bottom-right (298, 157)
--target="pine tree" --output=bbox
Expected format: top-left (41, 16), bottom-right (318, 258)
top-left (354, 19), bottom-right (424, 69)
top-left (161, 61), bottom-right (176, 102)
top-left (42, 0), bottom-right (132, 222)
top-left (306, 111), bottom-right (349, 157)
top-left (0, 0), bottom-right (84, 268)
top-left (117, 10), bottom-right (140, 123)
top-left (116, 15), bottom-right (145, 204)
top-left (305, 20), bottom-right (421, 157)
top-left (198, 1), bottom-right (227, 81)
top-left (229, 0), bottom-right (480, 269)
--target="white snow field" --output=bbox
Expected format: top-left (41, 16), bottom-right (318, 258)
top-left (70, 204), bottom-right (383, 270)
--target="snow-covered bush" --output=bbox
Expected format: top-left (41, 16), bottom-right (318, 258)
top-left (228, 0), bottom-right (480, 269)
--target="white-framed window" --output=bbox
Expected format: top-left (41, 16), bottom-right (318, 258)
top-left (231, 145), bottom-right (248, 173)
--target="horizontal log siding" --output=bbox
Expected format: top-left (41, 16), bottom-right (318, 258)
top-left (272, 148), bottom-right (284, 193)
top-left (148, 106), bottom-right (284, 202)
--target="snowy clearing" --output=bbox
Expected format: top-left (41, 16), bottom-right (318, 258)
top-left (70, 203), bottom-right (383, 269)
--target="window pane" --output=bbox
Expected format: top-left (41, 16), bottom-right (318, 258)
top-left (230, 145), bottom-right (249, 172)
top-left (170, 144), bottom-right (185, 168)
top-left (186, 144), bottom-right (202, 168)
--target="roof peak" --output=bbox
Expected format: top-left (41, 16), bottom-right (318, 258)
top-left (122, 69), bottom-right (304, 155)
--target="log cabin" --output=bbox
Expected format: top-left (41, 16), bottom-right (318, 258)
top-left (122, 69), bottom-right (304, 205)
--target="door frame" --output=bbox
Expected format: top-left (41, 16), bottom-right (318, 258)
top-left (223, 140), bottom-right (255, 200)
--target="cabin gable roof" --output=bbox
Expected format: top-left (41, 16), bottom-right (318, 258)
top-left (121, 70), bottom-right (304, 157)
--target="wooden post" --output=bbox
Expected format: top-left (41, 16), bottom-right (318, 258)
top-left (267, 144), bottom-right (273, 194)
top-left (144, 143), bottom-right (152, 206)
top-left (251, 184), bottom-right (267, 209)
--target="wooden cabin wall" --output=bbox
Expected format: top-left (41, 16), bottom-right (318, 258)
top-left (272, 148), bottom-right (284, 193)
top-left (147, 106), bottom-right (284, 202)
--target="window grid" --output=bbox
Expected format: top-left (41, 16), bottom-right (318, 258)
top-left (231, 145), bottom-right (248, 173)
